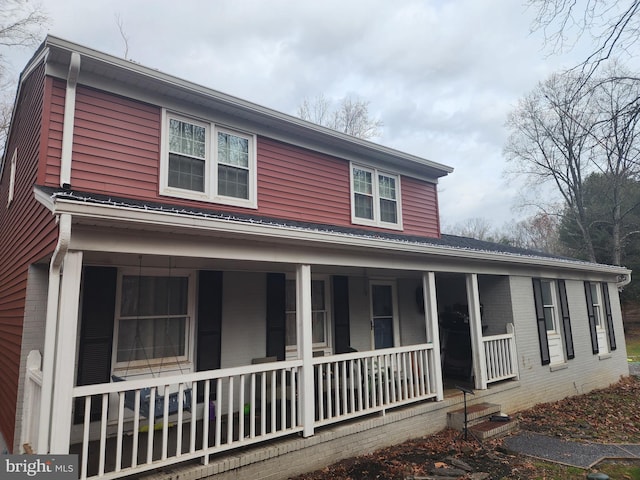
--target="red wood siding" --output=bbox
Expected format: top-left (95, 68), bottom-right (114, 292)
top-left (0, 63), bottom-right (58, 450)
top-left (257, 138), bottom-right (352, 226)
top-left (401, 176), bottom-right (441, 237)
top-left (50, 85), bottom-right (440, 238)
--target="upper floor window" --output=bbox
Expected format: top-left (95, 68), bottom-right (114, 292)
top-left (350, 164), bottom-right (402, 229)
top-left (161, 112), bottom-right (257, 208)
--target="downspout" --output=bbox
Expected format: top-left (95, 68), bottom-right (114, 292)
top-left (59, 52), bottom-right (80, 189)
top-left (37, 50), bottom-right (80, 453)
top-left (38, 213), bottom-right (71, 453)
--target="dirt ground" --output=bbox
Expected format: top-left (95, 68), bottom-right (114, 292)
top-left (289, 376), bottom-right (640, 480)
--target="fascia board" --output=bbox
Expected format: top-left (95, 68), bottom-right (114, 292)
top-left (44, 196), bottom-right (630, 278)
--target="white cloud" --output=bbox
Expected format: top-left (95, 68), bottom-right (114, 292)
top-left (7, 0), bottom-right (635, 227)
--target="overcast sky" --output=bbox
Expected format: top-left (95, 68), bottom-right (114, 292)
top-left (5, 0), bottom-right (627, 230)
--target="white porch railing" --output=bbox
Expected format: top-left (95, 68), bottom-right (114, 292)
top-left (72, 360), bottom-right (303, 480)
top-left (314, 345), bottom-right (438, 427)
top-left (21, 350), bottom-right (43, 453)
top-left (69, 344), bottom-right (438, 480)
top-left (482, 323), bottom-right (518, 384)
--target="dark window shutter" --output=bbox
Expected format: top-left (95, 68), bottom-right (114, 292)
top-left (197, 271), bottom-right (223, 372)
top-left (196, 271), bottom-right (223, 402)
top-left (601, 283), bottom-right (617, 351)
top-left (332, 276), bottom-right (351, 354)
top-left (266, 273), bottom-right (286, 361)
top-left (584, 281), bottom-right (600, 354)
top-left (75, 266), bottom-right (117, 423)
top-left (532, 278), bottom-right (550, 366)
top-left (556, 280), bottom-right (574, 360)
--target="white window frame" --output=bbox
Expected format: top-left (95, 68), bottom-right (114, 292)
top-left (112, 267), bottom-right (196, 374)
top-left (7, 148), bottom-right (16, 207)
top-left (285, 275), bottom-right (332, 357)
top-left (160, 110), bottom-right (257, 209)
top-left (350, 163), bottom-right (402, 230)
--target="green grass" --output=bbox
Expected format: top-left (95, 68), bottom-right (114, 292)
top-left (528, 460), bottom-right (640, 480)
top-left (627, 330), bottom-right (640, 362)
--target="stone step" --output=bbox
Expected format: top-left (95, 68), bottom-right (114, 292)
top-left (447, 402), bottom-right (501, 430)
top-left (469, 418), bottom-right (519, 441)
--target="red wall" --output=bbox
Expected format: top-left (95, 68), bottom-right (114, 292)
top-left (0, 64), bottom-right (58, 449)
top-left (43, 83), bottom-right (441, 238)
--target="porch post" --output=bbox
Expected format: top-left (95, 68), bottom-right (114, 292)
top-left (422, 272), bottom-right (443, 401)
top-left (296, 264), bottom-right (314, 437)
top-left (466, 274), bottom-right (487, 389)
top-left (49, 250), bottom-right (83, 453)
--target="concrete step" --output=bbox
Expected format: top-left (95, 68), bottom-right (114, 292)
top-left (447, 402), bottom-right (501, 430)
top-left (469, 418), bottom-right (519, 441)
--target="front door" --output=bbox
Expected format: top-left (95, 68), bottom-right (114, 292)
top-left (371, 282), bottom-right (396, 349)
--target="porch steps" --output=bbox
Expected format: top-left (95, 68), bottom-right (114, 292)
top-left (447, 402), bottom-right (518, 441)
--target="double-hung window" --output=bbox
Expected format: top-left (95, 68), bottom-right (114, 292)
top-left (533, 278), bottom-right (574, 366)
top-left (114, 270), bottom-right (194, 371)
top-left (285, 278), bottom-right (330, 354)
top-left (161, 112), bottom-right (257, 208)
top-left (351, 163), bottom-right (402, 229)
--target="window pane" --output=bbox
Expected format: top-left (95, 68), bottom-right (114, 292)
top-left (285, 312), bottom-right (296, 346)
top-left (218, 164), bottom-right (249, 199)
top-left (541, 281), bottom-right (553, 306)
top-left (169, 153), bottom-right (205, 192)
top-left (311, 280), bottom-right (325, 310)
top-left (372, 285), bottom-right (393, 316)
top-left (378, 175), bottom-right (396, 200)
top-left (218, 132), bottom-right (249, 168)
top-left (543, 306), bottom-right (555, 331)
top-left (117, 317), bottom-right (186, 362)
top-left (169, 119), bottom-right (205, 158)
top-left (353, 168), bottom-right (372, 194)
top-left (285, 280), bottom-right (296, 311)
top-left (380, 198), bottom-right (397, 223)
top-left (121, 275), bottom-right (188, 317)
top-left (312, 311), bottom-right (326, 343)
top-left (355, 193), bottom-right (374, 219)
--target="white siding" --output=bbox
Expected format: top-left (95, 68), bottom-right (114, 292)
top-left (220, 271), bottom-right (267, 367)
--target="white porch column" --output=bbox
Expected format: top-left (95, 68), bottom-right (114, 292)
top-left (422, 272), bottom-right (443, 401)
top-left (466, 273), bottom-right (487, 390)
top-left (49, 250), bottom-right (83, 453)
top-left (296, 264), bottom-right (314, 437)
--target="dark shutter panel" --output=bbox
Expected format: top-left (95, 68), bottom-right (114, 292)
top-left (556, 280), bottom-right (574, 360)
top-left (75, 266), bottom-right (117, 424)
top-left (601, 282), bottom-right (617, 351)
top-left (196, 271), bottom-right (223, 402)
top-left (584, 281), bottom-right (600, 354)
top-left (332, 276), bottom-right (351, 354)
top-left (266, 273), bottom-right (286, 361)
top-left (532, 278), bottom-right (551, 366)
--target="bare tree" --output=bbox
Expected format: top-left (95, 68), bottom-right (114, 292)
top-left (445, 217), bottom-right (496, 241)
top-left (297, 94), bottom-right (383, 140)
top-left (528, 0), bottom-right (640, 72)
top-left (589, 64), bottom-right (640, 264)
top-left (505, 71), bottom-right (599, 261)
top-left (115, 13), bottom-right (130, 60)
top-left (0, 0), bottom-right (48, 151)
